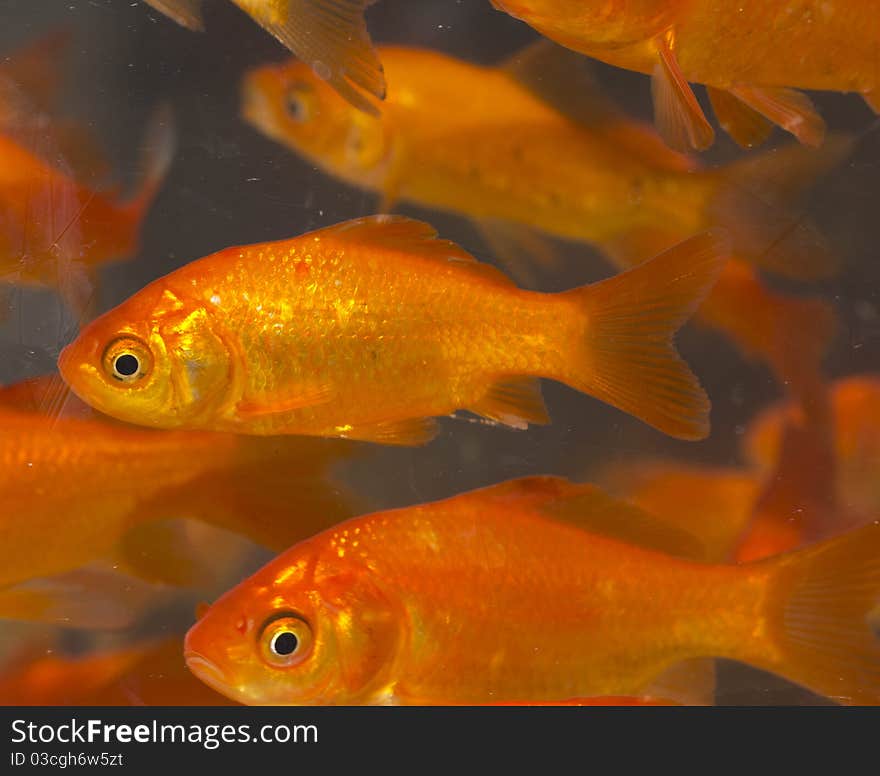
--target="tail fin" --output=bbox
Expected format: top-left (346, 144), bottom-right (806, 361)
top-left (560, 231), bottom-right (728, 440)
top-left (695, 262), bottom-right (837, 414)
top-left (124, 103), bottom-right (176, 220)
top-left (760, 522), bottom-right (880, 705)
top-left (707, 136), bottom-right (854, 280)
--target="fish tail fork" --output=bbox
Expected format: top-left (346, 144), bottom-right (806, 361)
top-left (558, 231), bottom-right (728, 440)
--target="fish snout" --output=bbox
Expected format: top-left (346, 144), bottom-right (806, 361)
top-left (184, 650), bottom-right (229, 692)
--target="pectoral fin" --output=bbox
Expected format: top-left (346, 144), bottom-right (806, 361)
top-left (235, 383), bottom-right (335, 420)
top-left (651, 36), bottom-right (714, 151)
top-left (337, 416), bottom-right (438, 446)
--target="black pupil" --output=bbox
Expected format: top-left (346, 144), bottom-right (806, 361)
top-left (114, 353), bottom-right (139, 377)
top-left (273, 631), bottom-right (298, 656)
top-left (286, 94), bottom-right (304, 121)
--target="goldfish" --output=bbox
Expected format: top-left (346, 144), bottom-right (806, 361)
top-left (598, 378), bottom-right (846, 564)
top-left (241, 44), bottom-right (842, 408)
top-left (58, 216), bottom-right (726, 444)
top-left (746, 375), bottom-right (880, 525)
top-left (0, 375), bottom-right (355, 591)
top-left (491, 0), bottom-right (880, 150)
top-left (0, 566), bottom-right (165, 630)
top-left (0, 33), bottom-right (175, 317)
top-left (142, 0), bottom-right (384, 114)
top-left (599, 461), bottom-right (762, 564)
top-left (184, 476), bottom-right (880, 705)
top-left (0, 637), bottom-right (233, 705)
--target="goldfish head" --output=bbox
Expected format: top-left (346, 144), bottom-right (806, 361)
top-left (241, 60), bottom-right (390, 190)
top-left (58, 281), bottom-right (232, 428)
top-left (184, 546), bottom-right (402, 705)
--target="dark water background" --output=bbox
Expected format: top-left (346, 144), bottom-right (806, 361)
top-left (2, 0), bottom-right (879, 705)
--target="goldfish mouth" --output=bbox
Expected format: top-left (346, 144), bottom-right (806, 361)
top-left (185, 651), bottom-right (230, 694)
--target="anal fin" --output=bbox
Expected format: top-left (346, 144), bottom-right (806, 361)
top-left (470, 376), bottom-right (550, 429)
top-left (707, 86), bottom-right (773, 148)
top-left (727, 85), bottom-right (825, 147)
top-left (651, 35), bottom-right (714, 151)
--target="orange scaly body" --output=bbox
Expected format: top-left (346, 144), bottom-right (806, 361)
top-left (58, 217), bottom-right (727, 444)
top-left (492, 0), bottom-right (880, 148)
top-left (185, 477), bottom-right (880, 705)
top-left (242, 48), bottom-right (840, 408)
top-left (0, 378), bottom-right (353, 590)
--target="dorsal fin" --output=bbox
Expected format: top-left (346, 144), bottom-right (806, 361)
top-left (500, 39), bottom-right (618, 127)
top-left (466, 477), bottom-right (704, 558)
top-left (315, 215), bottom-right (515, 286)
top-left (500, 40), bottom-right (695, 171)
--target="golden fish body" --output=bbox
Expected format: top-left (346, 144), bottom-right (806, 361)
top-left (59, 217), bottom-right (727, 444)
top-left (185, 477), bottom-right (880, 705)
top-left (243, 46), bottom-right (708, 246)
top-left (0, 390), bottom-right (353, 589)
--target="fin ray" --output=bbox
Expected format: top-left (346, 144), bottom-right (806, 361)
top-left (651, 36), bottom-right (714, 151)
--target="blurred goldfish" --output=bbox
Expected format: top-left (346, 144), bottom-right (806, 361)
top-left (0, 376), bottom-right (355, 590)
top-left (0, 637), bottom-right (233, 705)
top-left (599, 461), bottom-right (762, 563)
top-left (491, 0), bottom-right (879, 150)
top-left (599, 379), bottom-right (848, 563)
top-left (242, 44), bottom-right (842, 408)
top-left (0, 566), bottom-right (165, 630)
top-left (142, 0), bottom-right (384, 114)
top-left (185, 476), bottom-right (880, 705)
top-left (746, 375), bottom-right (880, 525)
top-left (0, 33), bottom-right (175, 317)
top-left (58, 216), bottom-right (726, 443)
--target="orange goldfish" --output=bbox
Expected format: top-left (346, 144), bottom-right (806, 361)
top-left (0, 566), bottom-right (165, 630)
top-left (58, 216), bottom-right (726, 443)
top-left (0, 376), bottom-right (355, 590)
top-left (0, 637), bottom-right (234, 706)
top-left (491, 0), bottom-right (880, 150)
top-left (242, 45), bottom-right (841, 408)
top-left (0, 35), bottom-right (175, 317)
top-left (185, 476), bottom-right (880, 705)
top-left (599, 380), bottom-right (843, 564)
top-left (143, 0), bottom-right (384, 114)
top-left (746, 375), bottom-right (880, 525)
top-left (599, 461), bottom-right (762, 563)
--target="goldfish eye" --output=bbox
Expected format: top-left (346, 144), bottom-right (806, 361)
top-left (102, 336), bottom-right (153, 385)
top-left (284, 82), bottom-right (313, 123)
top-left (259, 613), bottom-right (313, 668)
